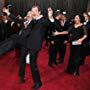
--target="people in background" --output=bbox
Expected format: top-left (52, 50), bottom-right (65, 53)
top-left (53, 14), bottom-right (87, 76)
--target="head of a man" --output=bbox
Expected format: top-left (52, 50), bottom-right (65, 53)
top-left (54, 10), bottom-right (62, 20)
top-left (31, 5), bottom-right (41, 19)
top-left (83, 12), bottom-right (90, 22)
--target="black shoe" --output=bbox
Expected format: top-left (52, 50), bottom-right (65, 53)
top-left (64, 69), bottom-right (72, 74)
top-left (57, 61), bottom-right (63, 64)
top-left (48, 64), bottom-right (54, 68)
top-left (76, 73), bottom-right (79, 76)
top-left (65, 69), bottom-right (68, 73)
top-left (32, 83), bottom-right (42, 90)
top-left (20, 78), bottom-right (25, 83)
top-left (80, 62), bottom-right (84, 66)
top-left (54, 62), bottom-right (58, 65)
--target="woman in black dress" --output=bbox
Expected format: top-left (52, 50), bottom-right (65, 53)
top-left (53, 14), bottom-right (87, 76)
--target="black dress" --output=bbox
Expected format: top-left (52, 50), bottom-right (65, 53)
top-left (66, 25), bottom-right (87, 75)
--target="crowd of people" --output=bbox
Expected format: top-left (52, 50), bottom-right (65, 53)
top-left (0, 5), bottom-right (90, 90)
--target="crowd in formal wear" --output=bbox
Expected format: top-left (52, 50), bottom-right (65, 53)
top-left (0, 5), bottom-right (90, 90)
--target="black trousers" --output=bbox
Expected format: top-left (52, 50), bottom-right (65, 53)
top-left (58, 43), bottom-right (66, 62)
top-left (66, 45), bottom-right (82, 74)
top-left (19, 47), bottom-right (41, 84)
top-left (49, 43), bottom-right (57, 65)
top-left (48, 41), bottom-right (66, 65)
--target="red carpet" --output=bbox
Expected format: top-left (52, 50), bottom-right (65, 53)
top-left (0, 43), bottom-right (90, 90)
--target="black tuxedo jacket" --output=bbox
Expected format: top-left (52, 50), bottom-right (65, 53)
top-left (21, 17), bottom-right (51, 52)
top-left (60, 20), bottom-right (70, 42)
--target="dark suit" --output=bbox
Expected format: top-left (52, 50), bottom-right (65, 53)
top-left (48, 19), bottom-right (61, 65)
top-left (57, 20), bottom-right (70, 62)
top-left (18, 17), bottom-right (51, 85)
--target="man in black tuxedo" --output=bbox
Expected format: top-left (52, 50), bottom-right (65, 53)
top-left (19, 6), bottom-right (56, 90)
top-left (56, 13), bottom-right (70, 63)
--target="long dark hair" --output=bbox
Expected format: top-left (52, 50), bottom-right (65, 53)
top-left (74, 14), bottom-right (85, 23)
